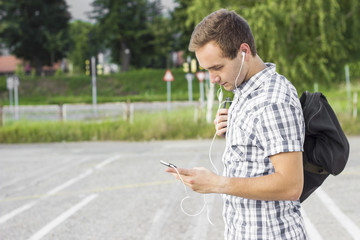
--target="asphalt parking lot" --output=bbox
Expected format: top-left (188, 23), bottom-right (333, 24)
top-left (1, 137), bottom-right (359, 240)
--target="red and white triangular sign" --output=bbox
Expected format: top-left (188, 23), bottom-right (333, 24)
top-left (163, 69), bottom-right (174, 82)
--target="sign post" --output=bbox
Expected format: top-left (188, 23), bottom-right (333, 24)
top-left (6, 75), bottom-right (20, 120)
top-left (91, 56), bottom-right (98, 117)
top-left (345, 64), bottom-right (351, 110)
top-left (163, 69), bottom-right (174, 111)
top-left (13, 76), bottom-right (20, 120)
top-left (6, 76), bottom-right (14, 108)
top-left (185, 73), bottom-right (194, 102)
top-left (183, 57), bottom-right (194, 102)
top-left (196, 71), bottom-right (205, 108)
top-left (205, 71), bottom-right (215, 123)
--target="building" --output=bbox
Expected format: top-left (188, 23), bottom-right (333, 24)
top-left (0, 55), bottom-right (24, 76)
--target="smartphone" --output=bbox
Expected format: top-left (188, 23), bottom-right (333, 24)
top-left (222, 97), bottom-right (232, 109)
top-left (160, 160), bottom-right (177, 168)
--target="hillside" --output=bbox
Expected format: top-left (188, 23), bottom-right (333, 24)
top-left (0, 69), bottom-right (221, 105)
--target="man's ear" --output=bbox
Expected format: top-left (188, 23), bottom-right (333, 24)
top-left (239, 43), bottom-right (250, 57)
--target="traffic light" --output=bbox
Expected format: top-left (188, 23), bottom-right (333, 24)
top-left (183, 62), bottom-right (189, 73)
top-left (191, 59), bottom-right (197, 73)
top-left (85, 59), bottom-right (90, 75)
top-left (96, 64), bottom-right (103, 75)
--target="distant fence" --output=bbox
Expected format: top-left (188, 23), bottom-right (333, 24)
top-left (0, 101), bottom-right (198, 124)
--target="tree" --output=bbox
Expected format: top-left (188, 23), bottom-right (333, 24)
top-left (147, 16), bottom-right (177, 68)
top-left (0, 0), bottom-right (71, 74)
top-left (90, 0), bottom-right (164, 71)
top-left (67, 20), bottom-right (103, 73)
top-left (182, 0), bottom-right (360, 87)
top-left (171, 0), bottom-right (197, 53)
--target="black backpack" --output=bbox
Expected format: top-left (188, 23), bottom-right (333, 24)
top-left (299, 91), bottom-right (350, 202)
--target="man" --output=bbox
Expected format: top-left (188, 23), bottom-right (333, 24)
top-left (166, 9), bottom-right (307, 239)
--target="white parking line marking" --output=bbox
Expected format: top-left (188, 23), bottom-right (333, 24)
top-left (316, 187), bottom-right (360, 239)
top-left (0, 156), bottom-right (77, 190)
top-left (0, 169), bottom-right (92, 224)
top-left (27, 194), bottom-right (98, 240)
top-left (95, 155), bottom-right (120, 169)
top-left (4, 157), bottom-right (92, 194)
top-left (0, 155), bottom-right (119, 224)
top-left (46, 169), bottom-right (93, 196)
top-left (0, 201), bottom-right (37, 224)
top-left (301, 209), bottom-right (323, 240)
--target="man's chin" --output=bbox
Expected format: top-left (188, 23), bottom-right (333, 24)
top-left (222, 84), bottom-right (234, 91)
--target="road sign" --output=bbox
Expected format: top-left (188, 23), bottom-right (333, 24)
top-left (191, 59), bottom-right (197, 73)
top-left (196, 71), bottom-right (205, 82)
top-left (6, 76), bottom-right (14, 90)
top-left (163, 69), bottom-right (174, 82)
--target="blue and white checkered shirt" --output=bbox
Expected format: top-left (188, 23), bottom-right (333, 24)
top-left (222, 63), bottom-right (307, 239)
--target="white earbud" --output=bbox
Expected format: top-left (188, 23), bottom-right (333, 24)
top-left (234, 51), bottom-right (246, 91)
top-left (218, 89), bottom-right (223, 102)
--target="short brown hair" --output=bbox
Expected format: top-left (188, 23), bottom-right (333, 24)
top-left (189, 9), bottom-right (257, 59)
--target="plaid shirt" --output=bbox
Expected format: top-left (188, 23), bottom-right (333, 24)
top-left (222, 63), bottom-right (308, 239)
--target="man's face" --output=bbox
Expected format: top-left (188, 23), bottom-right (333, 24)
top-left (195, 41), bottom-right (244, 91)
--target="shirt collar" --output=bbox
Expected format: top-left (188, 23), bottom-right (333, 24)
top-left (233, 63), bottom-right (276, 97)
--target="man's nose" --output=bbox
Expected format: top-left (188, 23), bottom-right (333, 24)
top-left (209, 72), bottom-right (220, 84)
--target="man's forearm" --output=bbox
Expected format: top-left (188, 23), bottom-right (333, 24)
top-left (215, 172), bottom-right (303, 201)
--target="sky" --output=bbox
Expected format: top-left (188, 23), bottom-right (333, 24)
top-left (66, 0), bottom-right (176, 22)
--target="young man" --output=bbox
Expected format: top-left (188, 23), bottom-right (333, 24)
top-left (166, 9), bottom-right (307, 239)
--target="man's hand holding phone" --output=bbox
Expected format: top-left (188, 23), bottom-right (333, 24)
top-left (164, 165), bottom-right (221, 194)
top-left (214, 108), bottom-right (228, 137)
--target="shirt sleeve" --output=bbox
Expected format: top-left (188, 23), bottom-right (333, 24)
top-left (256, 102), bottom-right (305, 157)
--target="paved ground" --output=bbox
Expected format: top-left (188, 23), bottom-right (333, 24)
top-left (0, 137), bottom-right (359, 240)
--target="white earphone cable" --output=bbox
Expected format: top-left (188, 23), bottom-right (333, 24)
top-left (235, 52), bottom-right (245, 93)
top-left (171, 51), bottom-right (244, 225)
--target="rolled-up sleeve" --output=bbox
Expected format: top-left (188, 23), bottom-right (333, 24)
top-left (257, 102), bottom-right (305, 157)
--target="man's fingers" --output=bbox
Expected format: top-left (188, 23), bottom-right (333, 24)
top-left (165, 167), bottom-right (194, 176)
top-left (177, 168), bottom-right (194, 176)
top-left (217, 127), bottom-right (227, 135)
top-left (217, 108), bottom-right (228, 115)
top-left (214, 115), bottom-right (228, 125)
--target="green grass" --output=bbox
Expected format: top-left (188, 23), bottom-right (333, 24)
top-left (1, 97), bottom-right (359, 143)
top-left (1, 70), bottom-right (360, 143)
top-left (0, 69), bottom-right (207, 105)
top-left (0, 107), bottom-right (215, 143)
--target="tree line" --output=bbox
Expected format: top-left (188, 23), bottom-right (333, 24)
top-left (0, 0), bottom-right (359, 85)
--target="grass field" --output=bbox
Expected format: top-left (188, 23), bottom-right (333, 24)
top-left (0, 69), bottom-right (359, 143)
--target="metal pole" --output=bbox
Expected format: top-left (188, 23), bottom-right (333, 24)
top-left (186, 73), bottom-right (193, 102)
top-left (187, 56), bottom-right (193, 102)
top-left (167, 81), bottom-right (171, 111)
top-left (206, 82), bottom-right (215, 123)
top-left (314, 82), bottom-right (319, 92)
top-left (91, 56), bottom-right (98, 117)
top-left (9, 89), bottom-right (13, 107)
top-left (199, 81), bottom-right (204, 108)
top-left (0, 104), bottom-right (2, 126)
top-left (353, 92), bottom-right (358, 119)
top-left (345, 64), bottom-right (351, 105)
top-left (14, 80), bottom-right (19, 121)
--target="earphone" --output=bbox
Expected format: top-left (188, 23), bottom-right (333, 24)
top-left (209, 49), bottom-right (245, 173)
top-left (234, 51), bottom-right (246, 93)
top-left (171, 49), bottom-right (246, 226)
top-left (171, 85), bottom-right (230, 226)
top-left (218, 88), bottom-right (223, 103)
